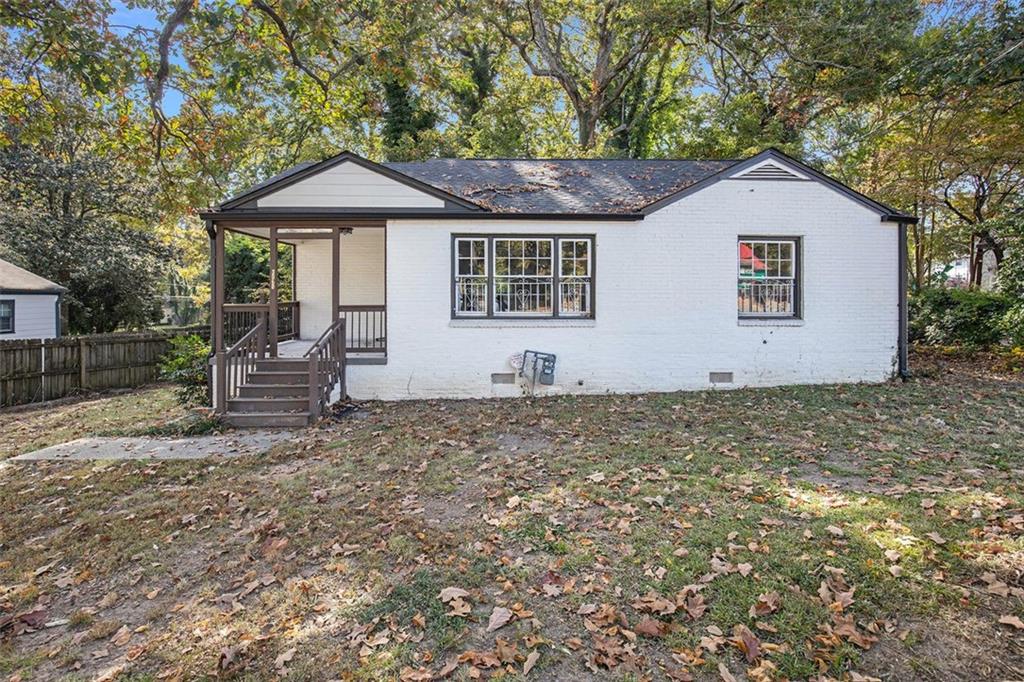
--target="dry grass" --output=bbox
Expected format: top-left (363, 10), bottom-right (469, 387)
top-left (0, 386), bottom-right (187, 459)
top-left (0, 353), bottom-right (1022, 681)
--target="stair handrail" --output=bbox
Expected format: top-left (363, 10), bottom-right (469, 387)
top-left (304, 318), bottom-right (346, 421)
top-left (215, 319), bottom-right (265, 413)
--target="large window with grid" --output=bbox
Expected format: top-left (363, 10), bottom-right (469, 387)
top-left (452, 235), bottom-right (594, 318)
top-left (737, 238), bottom-right (799, 317)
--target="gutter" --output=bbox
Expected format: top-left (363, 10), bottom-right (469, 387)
top-left (882, 214), bottom-right (918, 224)
top-left (199, 210), bottom-right (645, 222)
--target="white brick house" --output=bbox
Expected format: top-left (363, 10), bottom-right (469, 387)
top-left (201, 149), bottom-right (914, 426)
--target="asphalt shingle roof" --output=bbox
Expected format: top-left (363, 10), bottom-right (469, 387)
top-left (0, 258), bottom-right (65, 293)
top-left (383, 158), bottom-right (738, 214)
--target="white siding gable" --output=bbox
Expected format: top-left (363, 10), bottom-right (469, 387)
top-left (0, 293), bottom-right (59, 339)
top-left (257, 161), bottom-right (445, 208)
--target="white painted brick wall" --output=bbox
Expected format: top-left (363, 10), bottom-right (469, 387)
top-left (290, 177), bottom-right (901, 400)
top-left (293, 228), bottom-right (384, 338)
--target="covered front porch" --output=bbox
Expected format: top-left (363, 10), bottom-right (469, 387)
top-left (206, 219), bottom-right (386, 425)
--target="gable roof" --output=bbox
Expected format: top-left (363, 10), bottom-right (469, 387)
top-left (0, 258), bottom-right (65, 294)
top-left (219, 151), bottom-right (483, 211)
top-left (211, 148), bottom-right (915, 222)
top-left (383, 158), bottom-right (736, 214)
top-left (636, 149), bottom-right (914, 222)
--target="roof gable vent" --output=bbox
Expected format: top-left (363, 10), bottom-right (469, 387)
top-left (730, 160), bottom-right (806, 181)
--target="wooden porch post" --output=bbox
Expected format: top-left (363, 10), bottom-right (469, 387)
top-left (269, 226), bottom-right (279, 357)
top-left (332, 226), bottom-right (340, 323)
top-left (213, 222), bottom-right (227, 413)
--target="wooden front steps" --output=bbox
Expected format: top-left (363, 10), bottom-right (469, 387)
top-left (221, 358), bottom-right (315, 428)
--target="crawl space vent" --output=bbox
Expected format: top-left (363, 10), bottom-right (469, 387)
top-left (709, 371), bottom-right (734, 384)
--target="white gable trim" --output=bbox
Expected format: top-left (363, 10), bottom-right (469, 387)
top-left (257, 159), bottom-right (446, 209)
top-left (728, 158), bottom-right (809, 181)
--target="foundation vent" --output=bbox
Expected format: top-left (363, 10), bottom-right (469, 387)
top-left (709, 371), bottom-right (734, 384)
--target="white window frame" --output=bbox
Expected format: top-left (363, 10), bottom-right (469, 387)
top-left (558, 238), bottom-right (592, 317)
top-left (737, 237), bottom-right (799, 318)
top-left (454, 237), bottom-right (488, 316)
top-left (493, 237), bottom-right (554, 317)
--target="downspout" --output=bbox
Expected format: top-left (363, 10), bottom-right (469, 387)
top-left (898, 221), bottom-right (910, 380)
top-left (55, 292), bottom-right (63, 337)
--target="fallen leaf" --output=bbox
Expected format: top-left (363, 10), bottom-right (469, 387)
top-left (438, 587), bottom-right (470, 602)
top-left (110, 625), bottom-right (132, 647)
top-left (275, 647), bottom-right (296, 672)
top-left (749, 591), bottom-right (781, 617)
top-left (732, 624), bottom-right (761, 662)
top-left (635, 617), bottom-right (669, 638)
top-left (925, 532), bottom-right (947, 545)
top-left (998, 615), bottom-right (1024, 630)
top-left (486, 606), bottom-right (513, 632)
top-left (523, 649), bottom-right (540, 675)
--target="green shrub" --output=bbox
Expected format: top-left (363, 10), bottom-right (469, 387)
top-left (999, 304), bottom-right (1024, 347)
top-left (909, 287), bottom-right (1012, 347)
top-left (159, 334), bottom-right (210, 407)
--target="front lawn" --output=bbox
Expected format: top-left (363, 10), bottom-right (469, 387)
top-left (1, 352), bottom-right (1022, 680)
top-left (0, 386), bottom-right (188, 459)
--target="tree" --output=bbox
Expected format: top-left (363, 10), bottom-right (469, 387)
top-left (490, 0), bottom-right (696, 150)
top-left (0, 76), bottom-right (170, 333)
top-left (224, 236), bottom-right (294, 304)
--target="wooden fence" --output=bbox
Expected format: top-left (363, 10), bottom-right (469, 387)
top-left (0, 326), bottom-right (207, 408)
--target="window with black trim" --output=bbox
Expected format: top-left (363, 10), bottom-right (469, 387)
top-left (453, 235), bottom-right (594, 318)
top-left (737, 238), bottom-right (799, 317)
top-left (0, 300), bottom-right (13, 333)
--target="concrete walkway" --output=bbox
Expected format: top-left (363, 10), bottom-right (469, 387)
top-left (9, 432), bottom-right (294, 461)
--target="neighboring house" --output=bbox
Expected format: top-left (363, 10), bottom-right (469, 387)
top-left (200, 148), bottom-right (916, 427)
top-left (0, 258), bottom-right (65, 340)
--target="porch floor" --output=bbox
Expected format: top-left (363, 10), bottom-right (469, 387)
top-left (278, 339), bottom-right (387, 364)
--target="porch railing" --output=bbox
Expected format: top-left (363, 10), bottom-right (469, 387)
top-left (338, 305), bottom-right (386, 354)
top-left (214, 320), bottom-right (266, 412)
top-left (305, 318), bottom-right (346, 420)
top-left (223, 301), bottom-right (299, 347)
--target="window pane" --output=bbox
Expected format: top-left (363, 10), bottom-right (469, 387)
top-left (737, 239), bottom-right (796, 316)
top-left (558, 239), bottom-right (592, 316)
top-left (0, 301), bottom-right (12, 332)
top-left (455, 239), bottom-right (488, 315)
top-left (494, 239), bottom-right (554, 315)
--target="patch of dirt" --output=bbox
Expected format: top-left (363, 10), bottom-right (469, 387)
top-left (861, 611), bottom-right (1024, 681)
top-left (420, 479), bottom-right (489, 530)
top-left (792, 450), bottom-right (893, 493)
